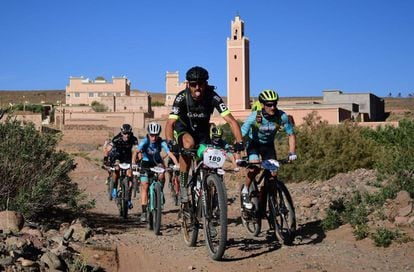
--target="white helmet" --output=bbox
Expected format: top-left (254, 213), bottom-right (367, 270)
top-left (147, 122), bottom-right (161, 135)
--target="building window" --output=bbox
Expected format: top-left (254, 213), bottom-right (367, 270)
top-left (75, 92), bottom-right (80, 97)
top-left (107, 92), bottom-right (113, 96)
top-left (124, 106), bottom-right (127, 110)
top-left (89, 92), bottom-right (94, 97)
top-left (235, 77), bottom-right (238, 82)
top-left (234, 55), bottom-right (237, 59)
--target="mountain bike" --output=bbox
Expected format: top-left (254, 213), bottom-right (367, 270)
top-left (180, 146), bottom-right (230, 261)
top-left (167, 163), bottom-right (180, 206)
top-left (237, 158), bottom-right (296, 245)
top-left (113, 162), bottom-right (132, 219)
top-left (141, 165), bottom-right (166, 235)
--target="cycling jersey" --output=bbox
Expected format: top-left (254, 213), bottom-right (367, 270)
top-left (109, 133), bottom-right (138, 164)
top-left (137, 136), bottom-right (170, 164)
top-left (241, 109), bottom-right (294, 145)
top-left (169, 87), bottom-right (230, 136)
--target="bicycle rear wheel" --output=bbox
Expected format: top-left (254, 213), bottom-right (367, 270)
top-left (182, 187), bottom-right (199, 247)
top-left (203, 174), bottom-right (227, 261)
top-left (152, 182), bottom-right (162, 235)
top-left (268, 180), bottom-right (296, 245)
top-left (240, 182), bottom-right (261, 237)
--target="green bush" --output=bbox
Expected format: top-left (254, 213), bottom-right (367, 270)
top-left (353, 224), bottom-right (370, 240)
top-left (0, 117), bottom-right (93, 220)
top-left (91, 101), bottom-right (108, 112)
top-left (151, 101), bottom-right (165, 107)
top-left (362, 119), bottom-right (414, 197)
top-left (321, 208), bottom-right (342, 231)
top-left (371, 228), bottom-right (395, 247)
top-left (280, 112), bottom-right (381, 182)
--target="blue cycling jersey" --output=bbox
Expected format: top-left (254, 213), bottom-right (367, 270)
top-left (137, 137), bottom-right (170, 164)
top-left (241, 109), bottom-right (294, 145)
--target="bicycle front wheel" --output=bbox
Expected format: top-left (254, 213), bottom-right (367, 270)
top-left (268, 181), bottom-right (296, 245)
top-left (203, 174), bottom-right (227, 261)
top-left (152, 182), bottom-right (163, 235)
top-left (120, 177), bottom-right (129, 219)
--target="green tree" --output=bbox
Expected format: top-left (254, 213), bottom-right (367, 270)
top-left (91, 101), bottom-right (108, 112)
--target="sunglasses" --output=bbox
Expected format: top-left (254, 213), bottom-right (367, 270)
top-left (149, 134), bottom-right (159, 137)
top-left (264, 102), bottom-right (277, 108)
top-left (189, 81), bottom-right (206, 88)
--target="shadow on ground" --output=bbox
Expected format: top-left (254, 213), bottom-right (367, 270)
top-left (294, 220), bottom-right (326, 245)
top-left (84, 212), bottom-right (145, 234)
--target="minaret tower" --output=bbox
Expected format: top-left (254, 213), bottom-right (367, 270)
top-left (227, 15), bottom-right (250, 110)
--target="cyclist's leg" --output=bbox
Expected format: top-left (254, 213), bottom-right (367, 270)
top-left (112, 159), bottom-right (120, 198)
top-left (139, 172), bottom-right (149, 221)
top-left (177, 132), bottom-right (196, 203)
top-left (243, 141), bottom-right (260, 198)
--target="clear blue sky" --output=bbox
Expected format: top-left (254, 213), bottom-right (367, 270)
top-left (1, 0), bottom-right (413, 98)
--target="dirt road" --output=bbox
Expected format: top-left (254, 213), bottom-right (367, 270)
top-left (70, 154), bottom-right (414, 272)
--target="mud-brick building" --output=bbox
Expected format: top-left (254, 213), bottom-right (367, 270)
top-left (60, 76), bottom-right (152, 133)
top-left (65, 76), bottom-right (131, 106)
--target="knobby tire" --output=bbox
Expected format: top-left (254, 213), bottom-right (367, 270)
top-left (203, 174), bottom-right (227, 261)
top-left (120, 178), bottom-right (129, 219)
top-left (153, 182), bottom-right (162, 235)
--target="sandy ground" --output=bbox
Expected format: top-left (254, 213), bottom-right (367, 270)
top-left (68, 153), bottom-right (414, 272)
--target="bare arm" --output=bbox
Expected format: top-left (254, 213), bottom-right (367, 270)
top-left (288, 133), bottom-right (296, 154)
top-left (165, 118), bottom-right (176, 142)
top-left (167, 151), bottom-right (179, 166)
top-left (223, 113), bottom-right (243, 143)
top-left (132, 148), bottom-right (139, 164)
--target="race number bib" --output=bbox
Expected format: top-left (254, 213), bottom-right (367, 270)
top-left (203, 147), bottom-right (226, 168)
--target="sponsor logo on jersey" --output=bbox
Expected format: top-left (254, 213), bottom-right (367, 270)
top-left (172, 106), bottom-right (179, 115)
top-left (187, 112), bottom-right (206, 118)
top-left (175, 94), bottom-right (185, 103)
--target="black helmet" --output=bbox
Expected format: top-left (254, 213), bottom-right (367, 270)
top-left (186, 66), bottom-right (209, 81)
top-left (120, 124), bottom-right (132, 134)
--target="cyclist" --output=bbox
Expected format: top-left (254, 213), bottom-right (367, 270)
top-left (240, 89), bottom-right (297, 210)
top-left (104, 124), bottom-right (139, 208)
top-left (209, 125), bottom-right (239, 171)
top-left (165, 66), bottom-right (244, 210)
top-left (165, 131), bottom-right (181, 205)
top-left (132, 121), bottom-right (179, 222)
